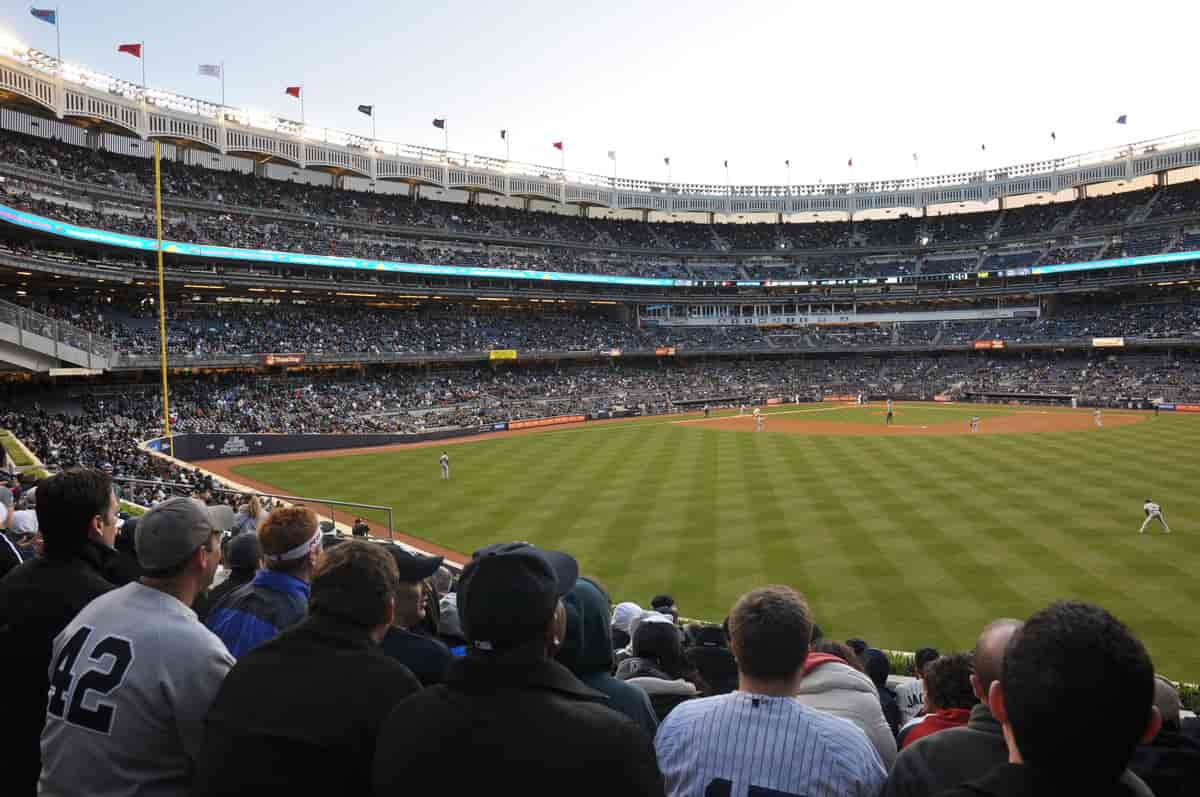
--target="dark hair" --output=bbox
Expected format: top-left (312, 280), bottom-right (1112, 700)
top-left (633, 621), bottom-right (696, 682)
top-left (728, 586), bottom-right (812, 681)
top-left (36, 468), bottom-right (114, 554)
top-left (1002, 601), bottom-right (1154, 783)
top-left (309, 541), bottom-right (398, 629)
top-left (813, 640), bottom-right (864, 672)
top-left (923, 653), bottom-right (978, 711)
top-left (914, 647), bottom-right (940, 675)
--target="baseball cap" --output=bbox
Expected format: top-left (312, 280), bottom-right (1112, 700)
top-left (10, 508), bottom-right (38, 536)
top-left (136, 498), bottom-right (236, 572)
top-left (458, 542), bottom-right (578, 652)
top-left (915, 647), bottom-right (940, 671)
top-left (1154, 675), bottom-right (1182, 728)
top-left (226, 532), bottom-right (262, 572)
top-left (388, 545), bottom-right (444, 583)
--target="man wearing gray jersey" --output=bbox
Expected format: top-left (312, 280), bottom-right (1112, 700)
top-left (39, 498), bottom-right (236, 797)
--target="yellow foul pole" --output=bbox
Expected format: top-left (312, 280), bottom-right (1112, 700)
top-left (153, 141), bottom-right (173, 457)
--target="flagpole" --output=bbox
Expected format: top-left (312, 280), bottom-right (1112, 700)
top-left (444, 123), bottom-right (449, 160)
top-left (506, 134), bottom-right (510, 163)
top-left (55, 7), bottom-right (62, 72)
top-left (141, 42), bottom-right (146, 90)
top-left (220, 61), bottom-right (225, 108)
top-left (153, 141), bottom-right (173, 458)
top-left (301, 91), bottom-right (305, 127)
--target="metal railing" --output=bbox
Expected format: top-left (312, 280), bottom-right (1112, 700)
top-left (0, 296), bottom-right (114, 359)
top-left (112, 476), bottom-right (395, 540)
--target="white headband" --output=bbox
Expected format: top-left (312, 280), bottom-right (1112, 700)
top-left (263, 527), bottom-right (322, 563)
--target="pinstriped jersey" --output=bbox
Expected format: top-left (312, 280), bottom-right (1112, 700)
top-left (655, 692), bottom-right (886, 797)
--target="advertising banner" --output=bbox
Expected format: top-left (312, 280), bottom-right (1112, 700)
top-left (489, 349), bottom-right (518, 361)
top-left (1092, 337), bottom-right (1126, 348)
top-left (655, 346), bottom-right (676, 357)
top-left (1174, 404), bottom-right (1200, 413)
top-left (973, 340), bottom-right (1006, 350)
top-left (260, 353), bottom-right (306, 366)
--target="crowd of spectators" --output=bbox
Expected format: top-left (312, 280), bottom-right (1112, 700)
top-left (4, 129), bottom-right (1200, 280)
top-left (2, 463), bottom-right (1197, 795)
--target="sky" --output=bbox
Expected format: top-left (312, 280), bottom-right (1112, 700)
top-left (6, 0), bottom-right (1200, 187)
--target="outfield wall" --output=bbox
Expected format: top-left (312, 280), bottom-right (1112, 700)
top-left (144, 425), bottom-right (508, 460)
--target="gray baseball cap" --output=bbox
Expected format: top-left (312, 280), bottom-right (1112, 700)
top-left (136, 498), bottom-right (236, 572)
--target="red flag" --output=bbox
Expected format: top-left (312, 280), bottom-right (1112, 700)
top-left (552, 141), bottom-right (564, 151)
top-left (117, 43), bottom-right (142, 58)
top-left (285, 86), bottom-right (302, 98)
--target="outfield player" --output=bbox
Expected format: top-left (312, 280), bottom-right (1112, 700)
top-left (755, 410), bottom-right (765, 432)
top-left (886, 398), bottom-right (893, 414)
top-left (1139, 499), bottom-right (1171, 534)
top-left (970, 416), bottom-right (980, 433)
top-left (1094, 408), bottom-right (1103, 428)
top-left (885, 407), bottom-right (894, 426)
top-left (439, 451), bottom-right (450, 480)
top-left (40, 498), bottom-right (236, 796)
top-left (655, 586), bottom-right (886, 797)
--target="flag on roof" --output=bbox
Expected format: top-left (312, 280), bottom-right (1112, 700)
top-left (433, 118), bottom-right (445, 129)
top-left (198, 64), bottom-right (221, 79)
top-left (118, 43), bottom-right (142, 58)
top-left (500, 129), bottom-right (506, 140)
top-left (357, 105), bottom-right (373, 116)
top-left (1051, 131), bottom-right (1057, 141)
top-left (607, 150), bottom-right (616, 160)
top-left (30, 8), bottom-right (56, 25)
top-left (285, 86), bottom-right (301, 98)
top-left (1117, 114), bottom-right (1128, 125)
top-left (553, 141), bottom-right (563, 151)
top-left (847, 157), bottom-right (853, 167)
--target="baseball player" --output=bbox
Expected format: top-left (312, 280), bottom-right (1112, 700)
top-left (886, 398), bottom-right (894, 414)
top-left (1093, 408), bottom-right (1102, 428)
top-left (703, 404), bottom-right (711, 418)
top-left (755, 409), bottom-right (765, 432)
top-left (1139, 499), bottom-right (1171, 534)
top-left (970, 416), bottom-right (980, 433)
top-left (885, 407), bottom-right (894, 426)
top-left (439, 451), bottom-right (450, 480)
top-left (739, 404), bottom-right (745, 416)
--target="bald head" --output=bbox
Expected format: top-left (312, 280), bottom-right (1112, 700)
top-left (973, 619), bottom-right (1023, 697)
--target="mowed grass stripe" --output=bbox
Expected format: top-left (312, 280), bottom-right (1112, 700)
top-left (233, 410), bottom-right (1200, 677)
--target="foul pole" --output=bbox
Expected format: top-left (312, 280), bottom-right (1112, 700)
top-left (153, 141), bottom-right (173, 456)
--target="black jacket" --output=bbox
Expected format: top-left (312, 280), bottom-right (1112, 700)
top-left (192, 612), bottom-right (421, 797)
top-left (940, 763), bottom-right (1140, 797)
top-left (1129, 727), bottom-right (1200, 797)
top-left (885, 703), bottom-right (1154, 797)
top-left (0, 540), bottom-right (117, 797)
top-left (372, 643), bottom-right (665, 796)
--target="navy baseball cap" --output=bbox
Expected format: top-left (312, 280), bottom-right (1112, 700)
top-left (388, 545), bottom-right (444, 583)
top-left (458, 542), bottom-right (578, 652)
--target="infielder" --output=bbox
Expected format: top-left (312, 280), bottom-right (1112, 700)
top-left (1139, 499), bottom-right (1170, 534)
top-left (439, 451), bottom-right (450, 480)
top-left (754, 408), bottom-right (765, 432)
top-left (886, 398), bottom-right (894, 414)
top-left (1094, 408), bottom-right (1102, 428)
top-left (970, 416), bottom-right (980, 433)
top-left (739, 404), bottom-right (745, 416)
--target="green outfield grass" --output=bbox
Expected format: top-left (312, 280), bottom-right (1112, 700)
top-left (232, 405), bottom-right (1200, 679)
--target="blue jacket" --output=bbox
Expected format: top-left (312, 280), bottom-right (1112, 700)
top-left (205, 570), bottom-right (309, 658)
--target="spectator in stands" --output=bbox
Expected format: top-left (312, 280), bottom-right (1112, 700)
top-left (0, 485), bottom-right (22, 578)
top-left (616, 615), bottom-right (704, 721)
top-left (557, 576), bottom-right (658, 736)
top-left (380, 546), bottom-right (452, 686)
top-left (797, 631), bottom-right (898, 770)
top-left (814, 639), bottom-right (867, 671)
top-left (372, 542), bottom-right (664, 795)
top-left (655, 585), bottom-right (886, 796)
top-left (1129, 675), bottom-right (1200, 797)
top-left (682, 623), bottom-right (739, 696)
top-left (195, 532), bottom-right (261, 622)
top-left (39, 497), bottom-right (235, 797)
top-left (863, 647), bottom-right (902, 738)
top-left (612, 600), bottom-right (643, 649)
top-left (205, 506), bottom-right (321, 657)
top-left (897, 646), bottom-right (939, 725)
top-left (193, 541), bottom-right (421, 797)
top-left (898, 652), bottom-right (977, 749)
top-left (884, 618), bottom-right (1153, 797)
top-left (0, 468), bottom-right (119, 797)
top-left (232, 495), bottom-right (265, 535)
top-left (941, 601), bottom-right (1162, 797)
top-left (651, 593), bottom-right (679, 621)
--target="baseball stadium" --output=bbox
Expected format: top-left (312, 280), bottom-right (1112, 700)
top-left (2, 5), bottom-right (1200, 793)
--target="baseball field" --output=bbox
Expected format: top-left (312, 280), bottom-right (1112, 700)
top-left (209, 402), bottom-right (1200, 679)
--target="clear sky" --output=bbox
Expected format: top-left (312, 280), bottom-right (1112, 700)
top-left (6, 1), bottom-right (1198, 186)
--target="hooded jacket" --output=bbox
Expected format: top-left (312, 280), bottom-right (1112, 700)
top-left (557, 578), bottom-right (658, 736)
top-left (795, 651), bottom-right (898, 770)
